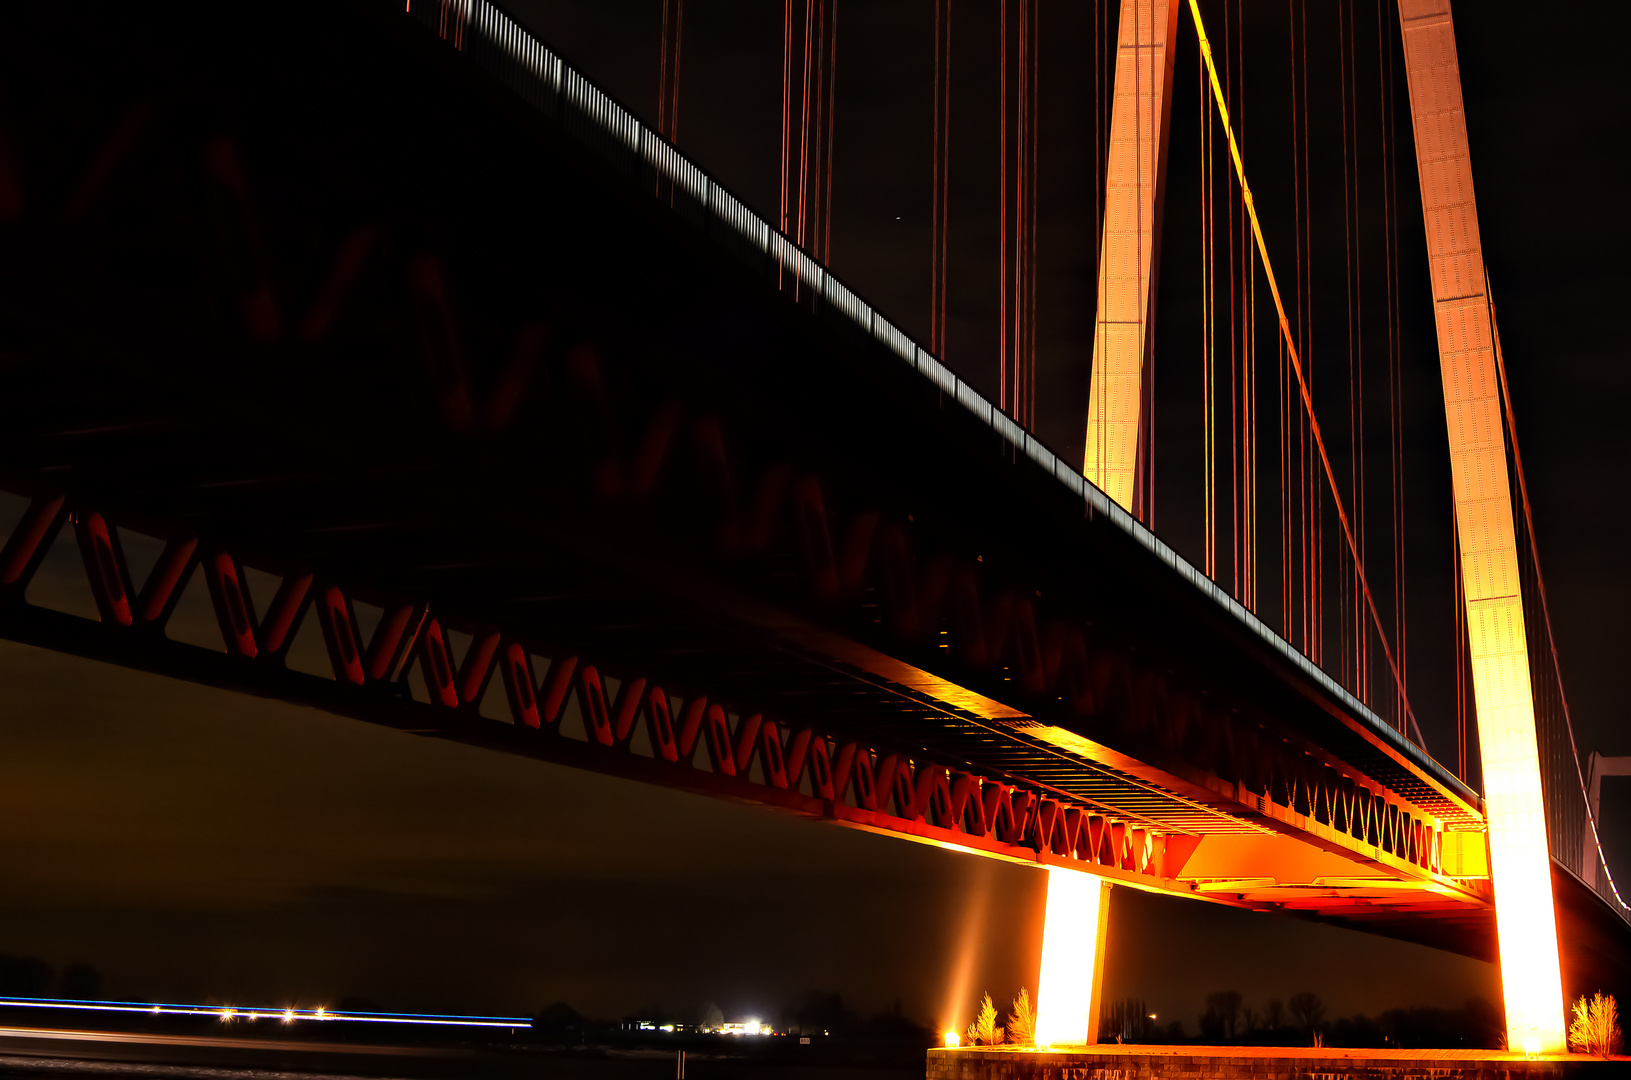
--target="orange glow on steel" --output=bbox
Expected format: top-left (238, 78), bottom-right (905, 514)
top-left (1184, 0), bottom-right (1413, 734)
top-left (1033, 867), bottom-right (1102, 1048)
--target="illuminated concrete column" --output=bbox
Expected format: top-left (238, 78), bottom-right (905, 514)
top-left (1081, 0), bottom-right (1179, 511)
top-left (1034, 868), bottom-right (1111, 1047)
top-left (1397, 0), bottom-right (1565, 1054)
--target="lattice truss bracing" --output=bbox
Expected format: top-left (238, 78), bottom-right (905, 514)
top-left (0, 480), bottom-right (1490, 937)
top-left (1, 493), bottom-right (1184, 890)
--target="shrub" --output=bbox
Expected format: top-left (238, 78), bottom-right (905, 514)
top-left (964, 992), bottom-right (1005, 1047)
top-left (1568, 993), bottom-right (1622, 1058)
top-left (1008, 989), bottom-right (1035, 1048)
top-left (1289, 991), bottom-right (1326, 1040)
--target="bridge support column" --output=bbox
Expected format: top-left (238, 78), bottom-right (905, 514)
top-left (1034, 868), bottom-right (1111, 1047)
top-left (1397, 0), bottom-right (1565, 1055)
top-left (1082, 0), bottom-right (1179, 514)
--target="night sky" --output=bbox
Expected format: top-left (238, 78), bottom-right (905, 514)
top-left (0, 0), bottom-right (1626, 1039)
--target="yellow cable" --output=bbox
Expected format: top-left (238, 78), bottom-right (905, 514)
top-left (1186, 0), bottom-right (1417, 739)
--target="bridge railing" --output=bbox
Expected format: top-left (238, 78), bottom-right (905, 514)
top-left (403, 0), bottom-right (1478, 814)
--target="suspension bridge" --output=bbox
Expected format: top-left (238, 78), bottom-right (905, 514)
top-left (0, 0), bottom-right (1622, 1057)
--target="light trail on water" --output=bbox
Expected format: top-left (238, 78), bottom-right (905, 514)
top-left (0, 996), bottom-right (529, 1029)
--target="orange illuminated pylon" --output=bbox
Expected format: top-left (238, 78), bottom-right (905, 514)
top-left (1395, 0), bottom-right (1565, 1054)
top-left (1082, 0), bottom-right (1179, 513)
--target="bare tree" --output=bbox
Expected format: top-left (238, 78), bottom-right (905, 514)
top-left (1205, 991), bottom-right (1243, 1040)
top-left (1265, 999), bottom-right (1285, 1031)
top-left (1103, 999), bottom-right (1152, 1043)
top-left (1288, 992), bottom-right (1326, 1038)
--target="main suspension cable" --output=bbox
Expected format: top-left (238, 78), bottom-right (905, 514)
top-left (1186, 0), bottom-right (1423, 745)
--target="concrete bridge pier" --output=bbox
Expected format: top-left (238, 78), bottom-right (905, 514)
top-left (1033, 869), bottom-right (1112, 1048)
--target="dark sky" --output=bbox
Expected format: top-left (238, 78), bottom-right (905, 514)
top-left (0, 0), bottom-right (1625, 1038)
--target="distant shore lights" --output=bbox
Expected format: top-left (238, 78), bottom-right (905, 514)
top-left (717, 1019), bottom-right (764, 1036)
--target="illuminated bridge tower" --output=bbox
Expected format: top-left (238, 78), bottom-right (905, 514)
top-left (1067, 0), bottom-right (1567, 1054)
top-left (1081, 0), bottom-right (1179, 520)
top-left (1396, 0), bottom-right (1565, 1053)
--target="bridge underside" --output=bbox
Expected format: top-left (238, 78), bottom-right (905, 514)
top-left (0, 0), bottom-right (1623, 981)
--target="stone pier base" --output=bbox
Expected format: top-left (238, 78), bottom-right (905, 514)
top-left (928, 1045), bottom-right (1625, 1079)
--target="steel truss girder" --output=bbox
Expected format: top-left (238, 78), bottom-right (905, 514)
top-left (0, 491), bottom-right (1189, 889)
top-left (0, 478), bottom-right (1480, 920)
top-left (0, 249), bottom-right (1476, 903)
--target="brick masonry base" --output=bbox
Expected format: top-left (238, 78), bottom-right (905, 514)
top-left (927, 1045), bottom-right (1628, 1080)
